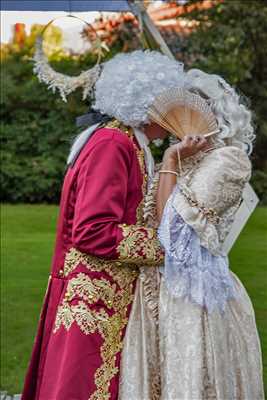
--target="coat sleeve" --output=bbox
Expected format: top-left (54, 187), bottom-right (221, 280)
top-left (72, 135), bottom-right (163, 266)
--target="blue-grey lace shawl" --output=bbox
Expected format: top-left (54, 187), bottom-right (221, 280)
top-left (158, 185), bottom-right (239, 314)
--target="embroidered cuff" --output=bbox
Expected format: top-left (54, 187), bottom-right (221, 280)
top-left (117, 224), bottom-right (164, 265)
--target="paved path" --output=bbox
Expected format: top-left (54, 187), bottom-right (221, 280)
top-left (0, 392), bottom-right (21, 400)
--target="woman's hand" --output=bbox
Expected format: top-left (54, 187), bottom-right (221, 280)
top-left (157, 135), bottom-right (210, 222)
top-left (163, 135), bottom-right (210, 166)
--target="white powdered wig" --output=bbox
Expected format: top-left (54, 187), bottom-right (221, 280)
top-left (93, 50), bottom-right (185, 127)
top-left (184, 69), bottom-right (255, 154)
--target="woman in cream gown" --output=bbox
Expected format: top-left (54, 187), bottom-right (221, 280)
top-left (118, 70), bottom-right (265, 399)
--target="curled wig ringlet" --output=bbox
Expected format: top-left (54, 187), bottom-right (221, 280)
top-left (184, 69), bottom-right (255, 154)
top-left (93, 50), bottom-right (185, 127)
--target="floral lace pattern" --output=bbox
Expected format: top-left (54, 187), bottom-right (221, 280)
top-left (158, 186), bottom-right (238, 314)
top-left (119, 260), bottom-right (264, 400)
top-left (159, 273), bottom-right (264, 399)
top-left (118, 279), bottom-right (161, 400)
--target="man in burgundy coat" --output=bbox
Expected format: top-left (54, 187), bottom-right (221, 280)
top-left (21, 51), bottom-right (207, 400)
top-left (21, 117), bottom-right (166, 400)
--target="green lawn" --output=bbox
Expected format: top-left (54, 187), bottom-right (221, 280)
top-left (1, 204), bottom-right (267, 395)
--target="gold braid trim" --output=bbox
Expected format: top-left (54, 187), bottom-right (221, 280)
top-left (179, 183), bottom-right (222, 225)
top-left (133, 141), bottom-right (147, 226)
top-left (105, 118), bottom-right (147, 226)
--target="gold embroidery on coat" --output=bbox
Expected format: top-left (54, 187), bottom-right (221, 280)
top-left (117, 224), bottom-right (163, 265)
top-left (143, 167), bottom-right (160, 228)
top-left (54, 300), bottom-right (109, 334)
top-left (64, 248), bottom-right (138, 284)
top-left (91, 283), bottom-right (134, 400)
top-left (105, 119), bottom-right (131, 138)
top-left (63, 272), bottom-right (116, 308)
top-left (54, 247), bottom-right (138, 400)
top-left (134, 145), bottom-right (147, 226)
top-left (54, 300), bottom-right (74, 332)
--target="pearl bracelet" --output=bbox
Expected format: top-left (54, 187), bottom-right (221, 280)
top-left (159, 170), bottom-right (179, 177)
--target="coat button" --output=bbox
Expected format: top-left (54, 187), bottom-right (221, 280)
top-left (58, 269), bottom-right (64, 277)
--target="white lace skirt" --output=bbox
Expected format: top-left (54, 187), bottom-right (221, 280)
top-left (119, 271), bottom-right (264, 400)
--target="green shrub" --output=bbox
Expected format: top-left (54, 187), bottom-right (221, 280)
top-left (0, 24), bottom-right (124, 203)
top-left (0, 49), bottom-right (91, 203)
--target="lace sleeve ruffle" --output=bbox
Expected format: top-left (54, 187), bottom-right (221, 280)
top-left (158, 186), bottom-right (238, 314)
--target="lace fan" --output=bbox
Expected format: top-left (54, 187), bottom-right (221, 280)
top-left (148, 87), bottom-right (219, 139)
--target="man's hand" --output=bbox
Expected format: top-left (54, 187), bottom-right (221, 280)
top-left (163, 135), bottom-right (210, 167)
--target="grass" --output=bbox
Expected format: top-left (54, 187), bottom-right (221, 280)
top-left (1, 204), bottom-right (267, 395)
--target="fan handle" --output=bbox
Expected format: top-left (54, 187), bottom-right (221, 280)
top-left (204, 129), bottom-right (220, 138)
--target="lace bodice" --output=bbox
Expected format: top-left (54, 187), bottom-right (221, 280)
top-left (172, 146), bottom-right (251, 255)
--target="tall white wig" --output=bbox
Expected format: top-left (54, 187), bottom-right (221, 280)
top-left (184, 69), bottom-right (255, 154)
top-left (93, 50), bottom-right (185, 127)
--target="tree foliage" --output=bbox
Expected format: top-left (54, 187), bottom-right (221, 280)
top-left (1, 1), bottom-right (267, 203)
top-left (1, 26), bottom-right (93, 203)
top-left (175, 0), bottom-right (267, 197)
